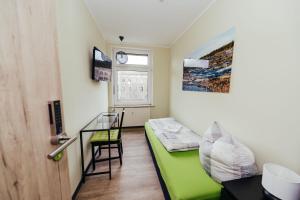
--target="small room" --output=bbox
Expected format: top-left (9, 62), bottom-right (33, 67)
top-left (1, 0), bottom-right (300, 200)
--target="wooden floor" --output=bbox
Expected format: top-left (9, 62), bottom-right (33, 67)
top-left (76, 128), bottom-right (164, 200)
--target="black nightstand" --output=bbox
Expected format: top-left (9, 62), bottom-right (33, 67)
top-left (221, 175), bottom-right (270, 200)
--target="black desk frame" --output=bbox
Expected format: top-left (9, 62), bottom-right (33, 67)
top-left (80, 112), bottom-right (119, 183)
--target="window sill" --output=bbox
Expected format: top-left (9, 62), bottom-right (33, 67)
top-left (109, 104), bottom-right (155, 108)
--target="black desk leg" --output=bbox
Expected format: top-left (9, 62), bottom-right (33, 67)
top-left (117, 113), bottom-right (120, 127)
top-left (80, 131), bottom-right (85, 183)
top-left (108, 129), bottom-right (111, 179)
top-left (92, 143), bottom-right (95, 171)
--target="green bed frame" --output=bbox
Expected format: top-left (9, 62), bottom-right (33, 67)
top-left (145, 122), bottom-right (221, 200)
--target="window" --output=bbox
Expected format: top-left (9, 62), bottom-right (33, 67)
top-left (113, 48), bottom-right (152, 106)
top-left (116, 53), bottom-right (148, 65)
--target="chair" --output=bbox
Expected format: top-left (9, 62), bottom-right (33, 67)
top-left (90, 109), bottom-right (125, 179)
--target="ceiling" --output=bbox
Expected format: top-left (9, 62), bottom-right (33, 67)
top-left (84, 0), bottom-right (214, 47)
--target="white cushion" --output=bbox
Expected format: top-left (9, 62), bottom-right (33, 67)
top-left (202, 121), bottom-right (229, 143)
top-left (200, 122), bottom-right (258, 183)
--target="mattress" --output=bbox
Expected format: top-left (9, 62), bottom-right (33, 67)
top-left (148, 118), bottom-right (201, 152)
top-left (145, 122), bottom-right (221, 200)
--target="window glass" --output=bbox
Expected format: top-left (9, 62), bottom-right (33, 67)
top-left (117, 71), bottom-right (148, 103)
top-left (116, 53), bottom-right (148, 65)
top-left (113, 49), bottom-right (152, 105)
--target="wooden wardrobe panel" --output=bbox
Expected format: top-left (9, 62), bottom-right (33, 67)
top-left (0, 0), bottom-right (71, 199)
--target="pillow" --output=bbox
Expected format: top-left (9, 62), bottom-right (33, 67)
top-left (202, 121), bottom-right (229, 143)
top-left (200, 122), bottom-right (258, 183)
top-left (200, 121), bottom-right (229, 157)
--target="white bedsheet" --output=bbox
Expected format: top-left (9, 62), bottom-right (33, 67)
top-left (148, 118), bottom-right (201, 152)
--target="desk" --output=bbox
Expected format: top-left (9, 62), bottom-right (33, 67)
top-left (80, 112), bottom-right (118, 182)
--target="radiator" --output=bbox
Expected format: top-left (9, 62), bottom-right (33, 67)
top-left (114, 107), bottom-right (150, 127)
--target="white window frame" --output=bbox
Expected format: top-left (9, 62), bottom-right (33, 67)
top-left (112, 47), bottom-right (153, 106)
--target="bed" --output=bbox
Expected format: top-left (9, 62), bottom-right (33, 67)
top-left (145, 122), bottom-right (221, 200)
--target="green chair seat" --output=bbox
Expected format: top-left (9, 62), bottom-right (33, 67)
top-left (90, 129), bottom-right (119, 143)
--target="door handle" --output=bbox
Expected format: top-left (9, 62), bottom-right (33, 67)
top-left (50, 134), bottom-right (72, 145)
top-left (47, 136), bottom-right (77, 160)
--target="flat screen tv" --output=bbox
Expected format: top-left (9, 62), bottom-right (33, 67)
top-left (92, 47), bottom-right (112, 81)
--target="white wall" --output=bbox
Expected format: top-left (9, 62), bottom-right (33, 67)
top-left (56, 0), bottom-right (108, 193)
top-left (170, 0), bottom-right (300, 173)
top-left (151, 47), bottom-right (170, 118)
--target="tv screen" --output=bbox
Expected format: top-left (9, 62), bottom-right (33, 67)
top-left (92, 47), bottom-right (112, 81)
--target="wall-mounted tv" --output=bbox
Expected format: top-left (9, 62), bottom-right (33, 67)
top-left (92, 47), bottom-right (112, 81)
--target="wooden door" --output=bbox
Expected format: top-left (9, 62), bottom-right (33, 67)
top-left (0, 0), bottom-right (71, 199)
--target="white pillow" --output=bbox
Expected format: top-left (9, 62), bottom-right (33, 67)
top-left (200, 122), bottom-right (258, 183)
top-left (200, 121), bottom-right (229, 157)
top-left (202, 121), bottom-right (229, 143)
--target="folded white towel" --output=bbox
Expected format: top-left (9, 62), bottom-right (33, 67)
top-left (149, 118), bottom-right (182, 133)
top-left (148, 118), bottom-right (201, 152)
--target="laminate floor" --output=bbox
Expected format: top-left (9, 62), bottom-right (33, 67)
top-left (76, 128), bottom-right (164, 200)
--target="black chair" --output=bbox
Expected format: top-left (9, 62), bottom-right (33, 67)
top-left (90, 109), bottom-right (125, 179)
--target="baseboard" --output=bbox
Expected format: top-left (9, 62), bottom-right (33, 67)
top-left (71, 172), bottom-right (85, 200)
top-left (123, 126), bottom-right (144, 129)
top-left (72, 148), bottom-right (99, 200)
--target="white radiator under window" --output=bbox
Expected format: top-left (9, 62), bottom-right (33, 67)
top-left (114, 107), bottom-right (150, 127)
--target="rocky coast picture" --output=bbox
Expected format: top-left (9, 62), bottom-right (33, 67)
top-left (183, 28), bottom-right (235, 93)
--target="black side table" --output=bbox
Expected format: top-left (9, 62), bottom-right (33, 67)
top-left (221, 175), bottom-right (270, 200)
